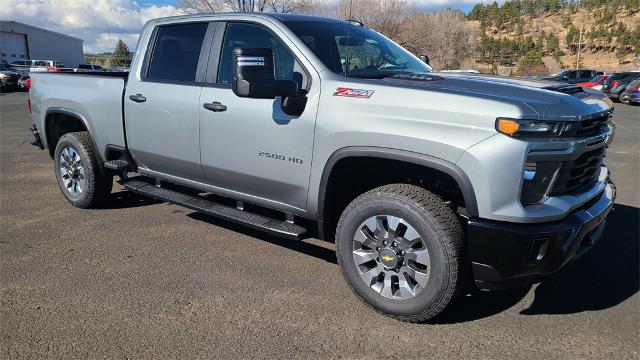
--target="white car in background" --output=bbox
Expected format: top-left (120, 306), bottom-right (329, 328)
top-left (10, 59), bottom-right (66, 72)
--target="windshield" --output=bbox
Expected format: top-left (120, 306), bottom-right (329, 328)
top-left (0, 64), bottom-right (9, 71)
top-left (589, 75), bottom-right (603, 82)
top-left (604, 73), bottom-right (623, 84)
top-left (283, 20), bottom-right (431, 78)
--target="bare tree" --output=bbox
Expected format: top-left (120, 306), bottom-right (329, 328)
top-left (177, 0), bottom-right (301, 13)
top-left (397, 9), bottom-right (477, 70)
top-left (176, 0), bottom-right (477, 69)
top-left (338, 0), bottom-right (414, 41)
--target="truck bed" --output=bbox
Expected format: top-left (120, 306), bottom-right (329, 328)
top-left (29, 72), bottom-right (128, 162)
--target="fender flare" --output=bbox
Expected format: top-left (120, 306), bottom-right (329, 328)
top-left (43, 108), bottom-right (104, 170)
top-left (317, 146), bottom-right (479, 220)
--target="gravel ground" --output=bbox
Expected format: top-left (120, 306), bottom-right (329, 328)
top-left (1, 91), bottom-right (638, 359)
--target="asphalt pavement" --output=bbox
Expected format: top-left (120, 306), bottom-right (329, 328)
top-left (1, 91), bottom-right (638, 359)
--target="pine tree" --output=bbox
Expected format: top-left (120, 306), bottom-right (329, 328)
top-left (112, 39), bottom-right (132, 67)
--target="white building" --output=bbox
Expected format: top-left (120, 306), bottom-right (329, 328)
top-left (0, 21), bottom-right (83, 67)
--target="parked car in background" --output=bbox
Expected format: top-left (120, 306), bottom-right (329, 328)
top-left (440, 69), bottom-right (481, 74)
top-left (104, 66), bottom-right (129, 72)
top-left (9, 59), bottom-right (65, 72)
top-left (17, 74), bottom-right (30, 91)
top-left (76, 64), bottom-right (104, 71)
top-left (577, 74), bottom-right (609, 89)
top-left (8, 60), bottom-right (32, 70)
top-left (31, 61), bottom-right (66, 72)
top-left (621, 79), bottom-right (640, 105)
top-left (0, 63), bottom-right (20, 91)
top-left (539, 69), bottom-right (604, 84)
top-left (601, 72), bottom-right (640, 102)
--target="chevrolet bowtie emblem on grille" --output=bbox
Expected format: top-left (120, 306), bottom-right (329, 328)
top-left (381, 255), bottom-right (394, 262)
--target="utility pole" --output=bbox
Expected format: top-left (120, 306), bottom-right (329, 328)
top-left (576, 25), bottom-right (584, 69)
top-left (349, 0), bottom-right (353, 19)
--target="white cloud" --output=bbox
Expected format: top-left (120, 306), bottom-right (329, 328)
top-left (0, 0), bottom-right (180, 53)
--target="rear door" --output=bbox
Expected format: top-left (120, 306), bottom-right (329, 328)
top-left (125, 21), bottom-right (214, 182)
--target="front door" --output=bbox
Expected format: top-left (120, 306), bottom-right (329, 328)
top-left (125, 22), bottom-right (212, 182)
top-left (198, 22), bottom-right (319, 212)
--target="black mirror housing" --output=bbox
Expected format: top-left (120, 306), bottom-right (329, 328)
top-left (420, 54), bottom-right (430, 65)
top-left (233, 48), bottom-right (298, 99)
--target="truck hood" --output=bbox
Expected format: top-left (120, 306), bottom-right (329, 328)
top-left (377, 72), bottom-right (612, 121)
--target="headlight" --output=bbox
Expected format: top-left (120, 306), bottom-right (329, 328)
top-left (496, 118), bottom-right (568, 137)
top-left (0, 73), bottom-right (9, 79)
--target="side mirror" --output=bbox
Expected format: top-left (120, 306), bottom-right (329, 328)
top-left (233, 48), bottom-right (298, 99)
top-left (420, 54), bottom-right (430, 65)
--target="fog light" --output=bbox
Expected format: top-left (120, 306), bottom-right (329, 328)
top-left (521, 162), bottom-right (561, 204)
top-left (526, 238), bottom-right (549, 264)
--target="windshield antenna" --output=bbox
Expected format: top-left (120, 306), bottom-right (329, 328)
top-left (346, 0), bottom-right (365, 26)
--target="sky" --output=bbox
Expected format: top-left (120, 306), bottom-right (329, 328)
top-left (0, 0), bottom-right (498, 54)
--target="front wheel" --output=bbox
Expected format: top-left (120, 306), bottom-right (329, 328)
top-left (54, 132), bottom-right (113, 208)
top-left (336, 184), bottom-right (465, 322)
top-left (620, 93), bottom-right (630, 104)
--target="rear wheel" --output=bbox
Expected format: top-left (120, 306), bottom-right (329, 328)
top-left (613, 92), bottom-right (622, 103)
top-left (54, 132), bottom-right (112, 208)
top-left (336, 184), bottom-right (465, 322)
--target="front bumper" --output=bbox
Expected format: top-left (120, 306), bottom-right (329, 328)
top-left (467, 178), bottom-right (615, 290)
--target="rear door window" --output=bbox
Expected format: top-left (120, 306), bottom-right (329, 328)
top-left (577, 70), bottom-right (593, 80)
top-left (146, 22), bottom-right (208, 82)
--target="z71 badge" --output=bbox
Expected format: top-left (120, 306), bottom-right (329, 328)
top-left (333, 87), bottom-right (375, 99)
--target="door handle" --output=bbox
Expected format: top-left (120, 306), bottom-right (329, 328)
top-left (203, 101), bottom-right (227, 112)
top-left (129, 94), bottom-right (146, 103)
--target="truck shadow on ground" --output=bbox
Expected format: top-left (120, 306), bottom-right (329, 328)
top-left (187, 212), bottom-right (338, 264)
top-left (435, 203), bottom-right (639, 323)
top-left (117, 191), bottom-right (637, 324)
top-left (102, 190), bottom-right (163, 209)
top-left (519, 203), bottom-right (639, 315)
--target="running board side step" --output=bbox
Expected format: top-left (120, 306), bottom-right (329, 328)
top-left (124, 179), bottom-right (307, 240)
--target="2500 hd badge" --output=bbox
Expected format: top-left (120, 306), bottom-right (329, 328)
top-left (258, 151), bottom-right (304, 165)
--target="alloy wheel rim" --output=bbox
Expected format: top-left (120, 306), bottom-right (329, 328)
top-left (59, 147), bottom-right (85, 197)
top-left (352, 215), bottom-right (430, 300)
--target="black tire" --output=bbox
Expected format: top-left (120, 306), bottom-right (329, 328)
top-left (620, 94), bottom-right (630, 104)
top-left (336, 184), bottom-right (464, 322)
top-left (54, 132), bottom-right (112, 208)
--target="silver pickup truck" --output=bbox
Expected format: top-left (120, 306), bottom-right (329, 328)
top-left (28, 13), bottom-right (616, 322)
